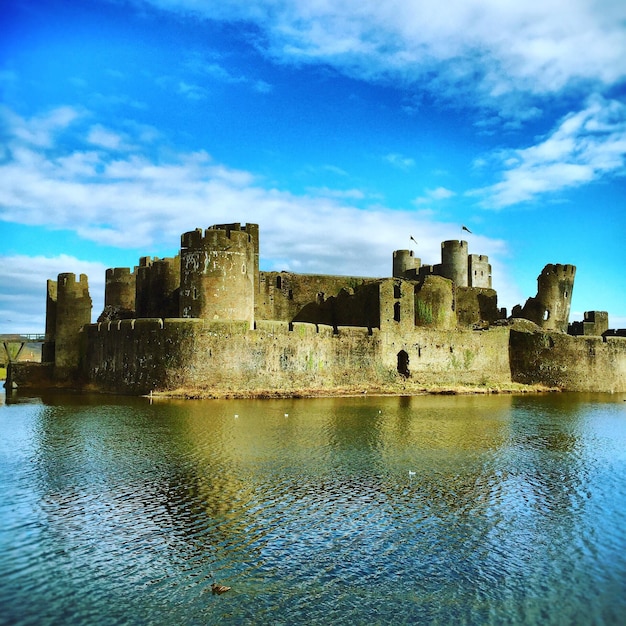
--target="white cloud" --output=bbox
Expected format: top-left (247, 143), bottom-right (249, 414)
top-left (0, 104), bottom-right (515, 330)
top-left (87, 124), bottom-right (130, 150)
top-left (182, 54), bottom-right (273, 94)
top-left (305, 186), bottom-right (366, 200)
top-left (0, 105), bottom-right (81, 148)
top-left (0, 254), bottom-right (106, 334)
top-left (385, 153), bottom-right (415, 169)
top-left (415, 186), bottom-right (456, 204)
top-left (142, 0), bottom-right (626, 116)
top-left (177, 81), bottom-right (207, 100)
top-left (470, 95), bottom-right (626, 207)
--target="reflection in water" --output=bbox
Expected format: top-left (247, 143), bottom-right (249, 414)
top-left (1, 392), bottom-right (625, 625)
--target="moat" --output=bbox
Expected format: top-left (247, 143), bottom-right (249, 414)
top-left (1, 392), bottom-right (625, 625)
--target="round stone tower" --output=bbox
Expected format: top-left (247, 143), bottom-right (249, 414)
top-left (54, 272), bottom-right (92, 378)
top-left (179, 224), bottom-right (255, 326)
top-left (104, 267), bottom-right (136, 312)
top-left (535, 263), bottom-right (576, 332)
top-left (135, 255), bottom-right (180, 318)
top-left (441, 240), bottom-right (468, 287)
top-left (392, 250), bottom-right (421, 279)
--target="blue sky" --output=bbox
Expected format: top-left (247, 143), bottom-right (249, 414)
top-left (1, 0), bottom-right (625, 334)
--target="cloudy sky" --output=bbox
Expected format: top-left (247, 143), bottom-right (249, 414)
top-left (1, 0), bottom-right (625, 334)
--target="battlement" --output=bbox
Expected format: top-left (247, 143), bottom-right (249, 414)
top-left (180, 224), bottom-right (255, 324)
top-left (88, 317), bottom-right (379, 339)
top-left (181, 225), bottom-right (253, 251)
top-left (106, 267), bottom-right (133, 280)
top-left (137, 256), bottom-right (179, 274)
top-left (104, 266), bottom-right (136, 312)
top-left (212, 222), bottom-right (259, 244)
top-left (441, 240), bottom-right (469, 287)
top-left (442, 240), bottom-right (468, 251)
top-left (468, 254), bottom-right (491, 288)
top-left (58, 272), bottom-right (90, 295)
top-left (469, 254), bottom-right (488, 262)
top-left (568, 310), bottom-right (609, 337)
top-left (35, 221), bottom-right (625, 395)
top-left (393, 249), bottom-right (421, 279)
top-left (541, 264), bottom-right (576, 278)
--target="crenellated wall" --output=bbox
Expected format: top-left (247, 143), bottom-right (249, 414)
top-left (568, 311), bottom-right (609, 337)
top-left (105, 267), bottom-right (136, 312)
top-left (468, 254), bottom-right (492, 288)
top-left (381, 326), bottom-right (512, 386)
top-left (23, 222), bottom-right (626, 396)
top-left (84, 318), bottom-right (380, 394)
top-left (393, 249), bottom-right (421, 279)
top-left (52, 273), bottom-right (92, 380)
top-left (180, 225), bottom-right (255, 325)
top-left (18, 315), bottom-right (626, 394)
top-left (81, 318), bottom-right (517, 395)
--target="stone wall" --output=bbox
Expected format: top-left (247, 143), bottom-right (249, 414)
top-left (293, 281), bottom-right (382, 330)
top-left (509, 329), bottom-right (626, 392)
top-left (456, 287), bottom-right (499, 327)
top-left (568, 311), bottom-right (609, 337)
top-left (415, 276), bottom-right (456, 329)
top-left (256, 271), bottom-right (376, 323)
top-left (381, 326), bottom-right (512, 386)
top-left (81, 319), bottom-right (516, 395)
top-left (135, 256), bottom-right (180, 318)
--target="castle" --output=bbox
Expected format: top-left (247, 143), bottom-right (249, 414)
top-left (9, 222), bottom-right (626, 395)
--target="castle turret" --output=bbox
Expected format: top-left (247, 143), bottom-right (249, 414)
top-left (393, 250), bottom-right (421, 279)
top-left (517, 264), bottom-right (576, 332)
top-left (105, 267), bottom-right (136, 311)
top-left (54, 273), bottom-right (92, 379)
top-left (135, 255), bottom-right (180, 318)
top-left (441, 240), bottom-right (468, 287)
top-left (468, 254), bottom-right (492, 288)
top-left (213, 222), bottom-right (260, 297)
top-left (179, 224), bottom-right (256, 326)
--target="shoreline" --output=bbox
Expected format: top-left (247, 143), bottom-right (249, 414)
top-left (144, 382), bottom-right (562, 400)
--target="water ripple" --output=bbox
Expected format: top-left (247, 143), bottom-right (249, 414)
top-left (2, 394), bottom-right (626, 624)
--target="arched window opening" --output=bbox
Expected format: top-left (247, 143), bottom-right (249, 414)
top-left (397, 350), bottom-right (410, 377)
top-left (394, 302), bottom-right (401, 322)
top-left (276, 276), bottom-right (282, 289)
top-left (544, 309), bottom-right (550, 321)
top-left (394, 284), bottom-right (402, 299)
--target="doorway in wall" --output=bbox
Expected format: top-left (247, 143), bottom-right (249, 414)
top-left (397, 350), bottom-right (410, 377)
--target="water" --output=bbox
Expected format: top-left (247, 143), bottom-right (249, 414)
top-left (1, 391), bottom-right (626, 625)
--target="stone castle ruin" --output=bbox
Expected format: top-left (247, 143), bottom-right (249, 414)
top-left (10, 222), bottom-right (626, 395)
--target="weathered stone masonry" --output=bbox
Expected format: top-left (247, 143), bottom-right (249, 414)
top-left (10, 221), bottom-right (626, 394)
